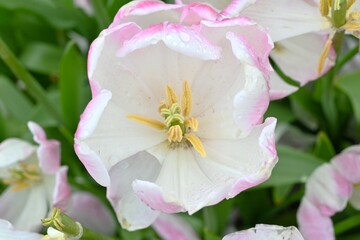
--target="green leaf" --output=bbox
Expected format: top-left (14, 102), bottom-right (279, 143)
top-left (272, 185), bottom-right (293, 205)
top-left (20, 42), bottom-right (63, 75)
top-left (0, 75), bottom-right (33, 121)
top-left (265, 100), bottom-right (295, 123)
top-left (203, 228), bottom-right (221, 240)
top-left (337, 71), bottom-right (360, 128)
top-left (59, 41), bottom-right (86, 131)
top-left (313, 131), bottom-right (336, 161)
top-left (260, 145), bottom-right (323, 187)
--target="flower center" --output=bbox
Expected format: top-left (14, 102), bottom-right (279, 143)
top-left (128, 81), bottom-right (206, 157)
top-left (2, 163), bottom-right (42, 191)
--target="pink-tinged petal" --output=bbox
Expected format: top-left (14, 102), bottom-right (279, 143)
top-left (331, 145), bottom-right (360, 183)
top-left (74, 89), bottom-right (112, 186)
top-left (180, 2), bottom-right (219, 24)
top-left (0, 185), bottom-right (48, 231)
top-left (107, 152), bottom-right (161, 230)
top-left (117, 23), bottom-right (221, 60)
top-left (241, 0), bottom-right (331, 41)
top-left (305, 164), bottom-right (352, 216)
top-left (142, 118), bottom-right (277, 214)
top-left (27, 121), bottom-right (61, 174)
top-left (0, 219), bottom-right (43, 240)
top-left (297, 199), bottom-right (334, 240)
top-left (232, 66), bottom-right (270, 136)
top-left (153, 214), bottom-right (200, 240)
top-left (223, 224), bottom-right (304, 240)
top-left (179, 0), bottom-right (228, 11)
top-left (221, 0), bottom-right (256, 18)
top-left (200, 17), bottom-right (273, 75)
top-left (88, 22), bottom-right (142, 84)
top-left (268, 72), bottom-right (298, 100)
top-left (111, 0), bottom-right (181, 28)
top-left (0, 139), bottom-right (35, 169)
top-left (65, 192), bottom-right (116, 235)
top-left (133, 180), bottom-right (186, 213)
top-left (349, 187), bottom-right (360, 210)
top-left (270, 33), bottom-right (335, 97)
top-left (52, 166), bottom-right (71, 209)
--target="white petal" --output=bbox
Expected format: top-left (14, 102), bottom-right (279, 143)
top-left (223, 224), bottom-right (304, 240)
top-left (106, 151), bottom-right (161, 230)
top-left (270, 33), bottom-right (335, 89)
top-left (0, 219), bottom-right (43, 240)
top-left (268, 72), bottom-right (298, 100)
top-left (305, 164), bottom-right (352, 216)
top-left (0, 139), bottom-right (36, 169)
top-left (136, 118), bottom-right (277, 214)
top-left (241, 0), bottom-right (331, 41)
top-left (0, 185), bottom-right (48, 231)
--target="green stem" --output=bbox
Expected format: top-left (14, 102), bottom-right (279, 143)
top-left (336, 45), bottom-right (359, 71)
top-left (335, 213), bottom-right (360, 235)
top-left (0, 37), bottom-right (73, 143)
top-left (90, 0), bottom-right (111, 30)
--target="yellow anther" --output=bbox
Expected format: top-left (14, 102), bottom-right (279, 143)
top-left (167, 125), bottom-right (183, 142)
top-left (127, 114), bottom-right (166, 130)
top-left (320, 0), bottom-right (329, 16)
top-left (317, 36), bottom-right (333, 75)
top-left (2, 163), bottom-right (42, 191)
top-left (347, 0), bottom-right (355, 9)
top-left (185, 117), bottom-right (198, 132)
top-left (185, 133), bottom-right (206, 157)
top-left (158, 101), bottom-right (168, 113)
top-left (354, 183), bottom-right (360, 188)
top-left (166, 84), bottom-right (178, 106)
top-left (349, 12), bottom-right (360, 20)
top-left (181, 80), bottom-right (192, 117)
top-left (343, 22), bottom-right (360, 30)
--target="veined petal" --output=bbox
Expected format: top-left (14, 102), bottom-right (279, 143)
top-left (0, 139), bottom-right (36, 170)
top-left (0, 185), bottom-right (47, 231)
top-left (137, 118), bottom-right (277, 214)
top-left (297, 199), bottom-right (334, 240)
top-left (241, 0), bottom-right (331, 41)
top-left (65, 191), bottom-right (116, 235)
top-left (107, 152), bottom-right (161, 230)
top-left (305, 164), bottom-right (352, 216)
top-left (223, 224), bottom-right (304, 240)
top-left (0, 219), bottom-right (43, 240)
top-left (153, 214), bottom-right (200, 240)
top-left (331, 145), bottom-right (360, 184)
top-left (28, 121), bottom-right (61, 174)
top-left (270, 33), bottom-right (335, 95)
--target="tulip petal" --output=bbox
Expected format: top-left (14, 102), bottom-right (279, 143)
top-left (107, 151), bottom-right (161, 230)
top-left (297, 199), bottom-right (334, 240)
top-left (331, 145), bottom-right (360, 184)
top-left (0, 139), bottom-right (35, 170)
top-left (223, 224), bottom-right (304, 240)
top-left (0, 219), bottom-right (43, 240)
top-left (153, 214), bottom-right (200, 240)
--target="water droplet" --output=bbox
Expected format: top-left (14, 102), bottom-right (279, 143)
top-left (179, 32), bottom-right (190, 42)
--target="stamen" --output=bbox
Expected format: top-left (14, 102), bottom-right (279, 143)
top-left (166, 85), bottom-right (178, 106)
top-left (354, 183), bottom-right (360, 188)
top-left (2, 163), bottom-right (42, 191)
top-left (181, 81), bottom-right (192, 117)
top-left (320, 0), bottom-right (329, 16)
top-left (185, 133), bottom-right (206, 157)
top-left (317, 35), bottom-right (333, 75)
top-left (185, 117), bottom-right (198, 132)
top-left (167, 125), bottom-right (183, 142)
top-left (127, 114), bottom-right (166, 130)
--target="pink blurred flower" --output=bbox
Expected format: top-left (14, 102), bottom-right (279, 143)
top-left (75, 0), bottom-right (278, 230)
top-left (223, 224), bottom-right (304, 240)
top-left (297, 145), bottom-right (360, 240)
top-left (0, 122), bottom-right (70, 231)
